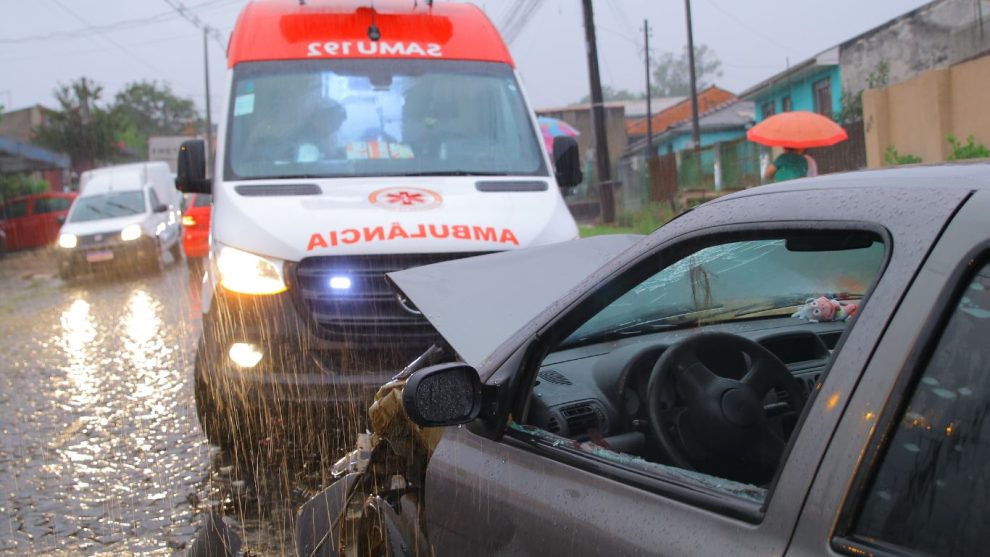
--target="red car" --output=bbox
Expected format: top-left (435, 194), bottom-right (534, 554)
top-left (181, 193), bottom-right (211, 259)
top-left (0, 192), bottom-right (77, 251)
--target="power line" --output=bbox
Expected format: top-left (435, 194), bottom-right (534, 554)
top-left (0, 33), bottom-right (199, 63)
top-left (0, 0), bottom-right (237, 44)
top-left (46, 0), bottom-right (174, 79)
top-left (162, 0), bottom-right (226, 48)
top-left (703, 0), bottom-right (795, 51)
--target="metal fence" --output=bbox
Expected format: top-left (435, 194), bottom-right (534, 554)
top-left (573, 123), bottom-right (868, 223)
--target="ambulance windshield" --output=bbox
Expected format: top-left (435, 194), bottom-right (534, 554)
top-left (225, 59), bottom-right (547, 180)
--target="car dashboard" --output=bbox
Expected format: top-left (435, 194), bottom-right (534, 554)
top-left (526, 317), bottom-right (846, 450)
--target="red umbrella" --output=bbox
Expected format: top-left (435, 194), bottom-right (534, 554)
top-left (746, 111), bottom-right (847, 149)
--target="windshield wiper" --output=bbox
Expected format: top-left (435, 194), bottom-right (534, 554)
top-left (105, 201), bottom-right (139, 213)
top-left (400, 171), bottom-right (503, 177)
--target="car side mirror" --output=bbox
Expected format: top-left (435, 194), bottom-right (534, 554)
top-left (57, 215), bottom-right (66, 225)
top-left (153, 203), bottom-right (169, 213)
top-left (403, 363), bottom-right (483, 427)
top-left (553, 136), bottom-right (583, 189)
top-left (176, 139), bottom-right (211, 194)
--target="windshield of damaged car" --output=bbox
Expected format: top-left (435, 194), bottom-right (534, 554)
top-left (225, 59), bottom-right (546, 180)
top-left (68, 191), bottom-right (147, 223)
top-left (565, 238), bottom-right (885, 345)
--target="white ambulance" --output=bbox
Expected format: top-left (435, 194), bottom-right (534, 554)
top-left (175, 0), bottom-right (583, 444)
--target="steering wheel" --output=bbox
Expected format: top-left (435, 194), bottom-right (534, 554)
top-left (647, 331), bottom-right (808, 484)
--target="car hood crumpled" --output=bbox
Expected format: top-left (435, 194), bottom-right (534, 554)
top-left (386, 234), bottom-right (643, 370)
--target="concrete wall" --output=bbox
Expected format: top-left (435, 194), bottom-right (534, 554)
top-left (863, 53), bottom-right (990, 167)
top-left (537, 106), bottom-right (628, 178)
top-left (752, 66), bottom-right (842, 121)
top-left (0, 106), bottom-right (46, 143)
top-left (841, 0), bottom-right (990, 94)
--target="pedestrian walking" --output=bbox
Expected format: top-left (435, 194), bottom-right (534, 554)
top-left (764, 147), bottom-right (808, 182)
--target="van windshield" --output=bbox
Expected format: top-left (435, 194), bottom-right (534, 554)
top-left (225, 59), bottom-right (547, 180)
top-left (69, 191), bottom-right (146, 223)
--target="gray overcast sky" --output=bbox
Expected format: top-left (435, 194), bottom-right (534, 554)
top-left (0, 0), bottom-right (930, 115)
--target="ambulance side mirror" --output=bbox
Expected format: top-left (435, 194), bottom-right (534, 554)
top-left (176, 140), bottom-right (211, 194)
top-left (553, 136), bottom-right (583, 189)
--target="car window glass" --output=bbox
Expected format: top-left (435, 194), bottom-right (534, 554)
top-left (68, 191), bottom-right (146, 223)
top-left (33, 197), bottom-right (71, 214)
top-left (226, 59), bottom-right (544, 180)
top-left (5, 200), bottom-right (28, 219)
top-left (519, 234), bottom-right (885, 505)
top-left (851, 262), bottom-right (990, 556)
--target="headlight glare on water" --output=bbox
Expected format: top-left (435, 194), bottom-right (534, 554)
top-left (216, 244), bottom-right (287, 295)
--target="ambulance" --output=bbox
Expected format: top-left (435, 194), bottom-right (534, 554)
top-left (175, 0), bottom-right (583, 444)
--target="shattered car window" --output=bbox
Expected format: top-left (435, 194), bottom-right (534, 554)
top-left (567, 239), bottom-right (883, 345)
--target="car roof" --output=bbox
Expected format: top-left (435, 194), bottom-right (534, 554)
top-left (228, 0), bottom-right (513, 68)
top-left (714, 162), bottom-right (990, 206)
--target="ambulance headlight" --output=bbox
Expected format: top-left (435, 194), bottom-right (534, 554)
top-left (216, 244), bottom-right (287, 295)
top-left (329, 276), bottom-right (352, 290)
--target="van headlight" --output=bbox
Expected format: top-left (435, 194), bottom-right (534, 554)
top-left (58, 233), bottom-right (78, 249)
top-left (216, 244), bottom-right (287, 295)
top-left (120, 224), bottom-right (142, 241)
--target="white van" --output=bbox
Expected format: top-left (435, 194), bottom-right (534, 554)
top-left (175, 0), bottom-right (583, 444)
top-left (57, 161), bottom-right (183, 279)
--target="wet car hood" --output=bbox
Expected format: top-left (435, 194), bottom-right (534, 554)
top-left (386, 234), bottom-right (643, 369)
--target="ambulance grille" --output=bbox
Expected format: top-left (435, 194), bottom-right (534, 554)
top-left (291, 253), bottom-right (488, 343)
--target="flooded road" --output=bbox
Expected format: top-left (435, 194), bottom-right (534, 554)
top-left (0, 250), bottom-right (337, 555)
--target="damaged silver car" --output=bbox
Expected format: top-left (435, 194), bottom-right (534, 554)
top-left (197, 164), bottom-right (990, 556)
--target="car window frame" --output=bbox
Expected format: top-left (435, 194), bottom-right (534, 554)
top-left (4, 199), bottom-right (29, 219)
top-left (831, 242), bottom-right (990, 557)
top-left (487, 221), bottom-right (894, 523)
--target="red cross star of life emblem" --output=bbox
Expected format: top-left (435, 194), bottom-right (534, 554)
top-left (369, 187), bottom-right (443, 211)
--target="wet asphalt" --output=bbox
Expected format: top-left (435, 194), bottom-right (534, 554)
top-left (0, 250), bottom-right (338, 556)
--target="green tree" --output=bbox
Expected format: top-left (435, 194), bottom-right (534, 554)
top-left (836, 61), bottom-right (889, 124)
top-left (0, 174), bottom-right (48, 202)
top-left (34, 77), bottom-right (124, 170)
top-left (112, 80), bottom-right (201, 155)
top-left (650, 44), bottom-right (722, 97)
top-left (578, 85), bottom-right (643, 104)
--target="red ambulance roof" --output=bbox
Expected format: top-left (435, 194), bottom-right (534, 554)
top-left (227, 0), bottom-right (514, 68)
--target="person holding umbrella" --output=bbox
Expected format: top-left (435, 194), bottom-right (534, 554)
top-left (747, 111), bottom-right (847, 183)
top-left (764, 147), bottom-right (809, 182)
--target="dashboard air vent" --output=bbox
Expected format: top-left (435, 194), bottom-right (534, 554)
top-left (538, 369), bottom-right (572, 386)
top-left (561, 402), bottom-right (599, 435)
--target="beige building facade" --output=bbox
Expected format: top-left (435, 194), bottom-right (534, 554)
top-left (863, 53), bottom-right (990, 167)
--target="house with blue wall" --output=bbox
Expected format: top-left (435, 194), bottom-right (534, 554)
top-left (651, 100), bottom-right (755, 154)
top-left (741, 46), bottom-right (843, 122)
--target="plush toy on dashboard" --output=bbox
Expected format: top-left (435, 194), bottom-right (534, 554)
top-left (792, 296), bottom-right (859, 322)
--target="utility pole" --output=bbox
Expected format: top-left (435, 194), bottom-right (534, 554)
top-left (580, 0), bottom-right (615, 224)
top-left (643, 19), bottom-right (653, 157)
top-left (684, 0), bottom-right (701, 149)
top-left (203, 27), bottom-right (213, 177)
